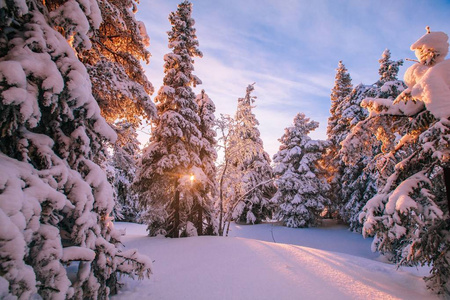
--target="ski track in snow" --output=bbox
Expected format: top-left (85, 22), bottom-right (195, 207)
top-left (111, 221), bottom-right (436, 300)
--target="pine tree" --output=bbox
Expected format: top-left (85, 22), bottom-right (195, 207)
top-left (327, 61), bottom-right (354, 147)
top-left (323, 61), bottom-right (353, 216)
top-left (359, 29), bottom-right (450, 295)
top-left (0, 1), bottom-right (151, 298)
top-left (135, 1), bottom-right (206, 238)
top-left (46, 0), bottom-right (156, 222)
top-left (108, 121), bottom-right (141, 222)
top-left (272, 113), bottom-right (330, 227)
top-left (377, 49), bottom-right (404, 85)
top-left (337, 84), bottom-right (373, 229)
top-left (225, 84), bottom-right (275, 224)
top-left (195, 90), bottom-right (218, 235)
top-left (340, 50), bottom-right (406, 231)
top-left (50, 0), bottom-right (156, 133)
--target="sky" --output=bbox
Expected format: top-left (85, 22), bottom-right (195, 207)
top-left (135, 0), bottom-right (450, 158)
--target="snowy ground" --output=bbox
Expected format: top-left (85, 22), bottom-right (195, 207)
top-left (111, 221), bottom-right (436, 300)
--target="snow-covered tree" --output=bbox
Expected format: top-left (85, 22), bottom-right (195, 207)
top-left (0, 1), bottom-right (151, 299)
top-left (215, 114), bottom-right (236, 235)
top-left (323, 61), bottom-right (353, 215)
top-left (340, 50), bottom-right (406, 231)
top-left (272, 113), bottom-right (330, 227)
top-left (108, 122), bottom-right (141, 222)
top-left (377, 49), bottom-right (404, 85)
top-left (328, 61), bottom-right (354, 141)
top-left (46, 0), bottom-right (156, 221)
top-left (70, 0), bottom-right (155, 220)
top-left (359, 29), bottom-right (450, 295)
top-left (71, 0), bottom-right (155, 132)
top-left (337, 84), bottom-right (373, 229)
top-left (135, 1), bottom-right (207, 238)
top-left (224, 84), bottom-right (275, 225)
top-left (194, 90), bottom-right (218, 235)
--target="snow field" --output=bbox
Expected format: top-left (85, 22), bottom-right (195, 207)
top-left (112, 221), bottom-right (436, 300)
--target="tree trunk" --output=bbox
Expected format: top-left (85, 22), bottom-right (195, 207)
top-left (218, 159), bottom-right (229, 236)
top-left (444, 167), bottom-right (450, 216)
top-left (225, 209), bottom-right (232, 237)
top-left (172, 182), bottom-right (180, 238)
top-left (196, 199), bottom-right (203, 236)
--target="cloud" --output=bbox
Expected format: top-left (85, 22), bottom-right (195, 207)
top-left (135, 0), bottom-right (450, 156)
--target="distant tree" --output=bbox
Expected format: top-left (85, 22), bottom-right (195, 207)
top-left (108, 122), bottom-right (141, 222)
top-left (135, 1), bottom-right (206, 238)
top-left (215, 114), bottom-right (236, 235)
top-left (377, 49), bottom-right (404, 85)
top-left (0, 1), bottom-right (151, 298)
top-left (225, 84), bottom-right (275, 225)
top-left (272, 113), bottom-right (330, 227)
top-left (323, 61), bottom-right (353, 216)
top-left (193, 90), bottom-right (218, 235)
top-left (359, 29), bottom-right (450, 295)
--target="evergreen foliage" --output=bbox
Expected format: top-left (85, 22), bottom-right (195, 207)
top-left (272, 113), bottom-right (330, 227)
top-left (135, 1), bottom-right (214, 237)
top-left (323, 61), bottom-right (353, 216)
top-left (71, 0), bottom-right (155, 131)
top-left (195, 90), bottom-right (218, 235)
top-left (359, 29), bottom-right (450, 295)
top-left (340, 50), bottom-right (406, 231)
top-left (108, 122), bottom-right (141, 222)
top-left (0, 1), bottom-right (151, 298)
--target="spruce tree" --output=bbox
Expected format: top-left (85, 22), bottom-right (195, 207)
top-left (66, 0), bottom-right (155, 133)
top-left (0, 1), bottom-right (151, 298)
top-left (327, 61), bottom-right (353, 147)
top-left (135, 1), bottom-right (206, 237)
top-left (195, 90), bottom-right (218, 235)
top-left (340, 49), bottom-right (406, 231)
top-left (109, 121), bottom-right (141, 222)
top-left (323, 61), bottom-right (353, 216)
top-left (46, 0), bottom-right (156, 222)
top-left (225, 84), bottom-right (275, 224)
top-left (272, 113), bottom-right (330, 227)
top-left (377, 49), bottom-right (404, 85)
top-left (74, 0), bottom-right (155, 221)
top-left (359, 29), bottom-right (450, 295)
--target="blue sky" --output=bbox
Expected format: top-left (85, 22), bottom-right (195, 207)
top-left (136, 0), bottom-right (450, 157)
